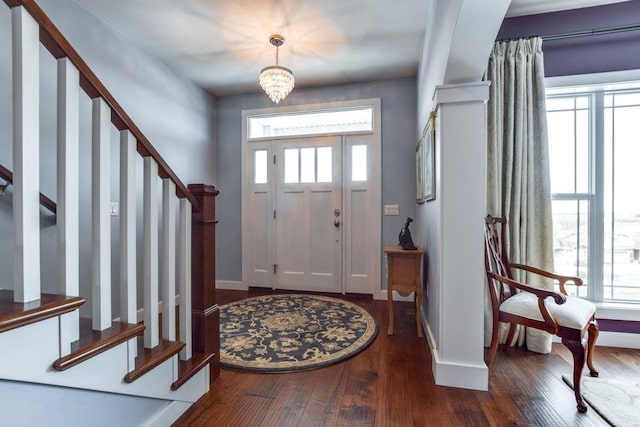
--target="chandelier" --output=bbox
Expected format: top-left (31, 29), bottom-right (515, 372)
top-left (259, 34), bottom-right (295, 103)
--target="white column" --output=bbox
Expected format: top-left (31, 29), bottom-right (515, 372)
top-left (92, 98), bottom-right (112, 331)
top-left (178, 198), bottom-right (192, 360)
top-left (144, 158), bottom-right (159, 348)
top-left (120, 130), bottom-right (137, 324)
top-left (161, 179), bottom-right (176, 341)
top-left (12, 6), bottom-right (40, 303)
top-left (57, 58), bottom-right (80, 352)
top-left (432, 81), bottom-right (489, 391)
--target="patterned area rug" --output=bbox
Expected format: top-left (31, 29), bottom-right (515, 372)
top-left (220, 294), bottom-right (378, 372)
top-left (563, 375), bottom-right (640, 426)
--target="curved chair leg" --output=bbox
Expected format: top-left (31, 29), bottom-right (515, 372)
top-left (503, 323), bottom-right (517, 352)
top-left (486, 315), bottom-right (500, 366)
top-left (562, 337), bottom-right (588, 413)
top-left (587, 320), bottom-right (599, 377)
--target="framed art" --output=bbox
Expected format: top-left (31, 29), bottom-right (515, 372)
top-left (423, 111), bottom-right (436, 202)
top-left (416, 132), bottom-right (425, 203)
top-left (416, 111), bottom-right (436, 203)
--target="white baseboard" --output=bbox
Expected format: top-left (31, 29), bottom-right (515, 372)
top-left (374, 290), bottom-right (415, 302)
top-left (552, 331), bottom-right (640, 349)
top-left (422, 311), bottom-right (488, 391)
top-left (216, 280), bottom-right (247, 290)
top-left (143, 401), bottom-right (192, 427)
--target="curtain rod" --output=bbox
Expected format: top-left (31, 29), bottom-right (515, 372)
top-left (541, 23), bottom-right (640, 41)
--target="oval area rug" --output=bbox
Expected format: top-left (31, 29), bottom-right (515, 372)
top-left (220, 294), bottom-right (378, 372)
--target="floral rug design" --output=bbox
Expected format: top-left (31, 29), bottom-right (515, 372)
top-left (220, 294), bottom-right (378, 372)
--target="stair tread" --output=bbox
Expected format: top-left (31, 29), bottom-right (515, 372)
top-left (124, 336), bottom-right (185, 383)
top-left (53, 318), bottom-right (145, 371)
top-left (0, 290), bottom-right (84, 333)
top-left (171, 351), bottom-right (215, 391)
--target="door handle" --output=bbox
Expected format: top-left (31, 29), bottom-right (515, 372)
top-left (334, 219), bottom-right (341, 228)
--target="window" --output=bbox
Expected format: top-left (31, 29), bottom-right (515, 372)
top-left (284, 147), bottom-right (332, 184)
top-left (248, 107), bottom-right (373, 139)
top-left (254, 150), bottom-right (268, 184)
top-left (547, 86), bottom-right (640, 303)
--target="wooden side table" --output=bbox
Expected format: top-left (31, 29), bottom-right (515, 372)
top-left (384, 244), bottom-right (425, 337)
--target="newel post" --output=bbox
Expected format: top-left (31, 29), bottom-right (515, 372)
top-left (188, 183), bottom-right (220, 382)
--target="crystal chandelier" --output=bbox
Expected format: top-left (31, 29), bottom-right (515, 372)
top-left (259, 35), bottom-right (295, 103)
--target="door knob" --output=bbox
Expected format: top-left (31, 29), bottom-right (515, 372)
top-left (334, 219), bottom-right (341, 228)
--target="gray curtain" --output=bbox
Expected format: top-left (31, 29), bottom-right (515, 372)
top-left (485, 37), bottom-right (555, 354)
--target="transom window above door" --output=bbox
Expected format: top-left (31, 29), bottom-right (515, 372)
top-left (247, 107), bottom-right (374, 139)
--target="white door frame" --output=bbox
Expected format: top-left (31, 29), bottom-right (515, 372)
top-left (241, 99), bottom-right (381, 295)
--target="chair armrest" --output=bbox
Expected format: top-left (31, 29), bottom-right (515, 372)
top-left (487, 271), bottom-right (565, 334)
top-left (510, 263), bottom-right (583, 295)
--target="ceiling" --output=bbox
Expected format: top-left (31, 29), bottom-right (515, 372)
top-left (72, 0), bottom-right (631, 96)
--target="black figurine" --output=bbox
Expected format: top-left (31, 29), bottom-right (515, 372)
top-left (398, 217), bottom-right (417, 250)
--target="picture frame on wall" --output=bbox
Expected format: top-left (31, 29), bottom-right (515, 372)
top-left (416, 132), bottom-right (425, 203)
top-left (416, 111), bottom-right (436, 203)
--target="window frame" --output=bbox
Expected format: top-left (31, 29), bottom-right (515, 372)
top-left (546, 76), bottom-right (640, 305)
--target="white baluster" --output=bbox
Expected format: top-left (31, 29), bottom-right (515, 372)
top-left (57, 58), bottom-right (80, 354)
top-left (144, 158), bottom-right (159, 348)
top-left (178, 199), bottom-right (192, 360)
top-left (120, 130), bottom-right (137, 323)
top-left (161, 179), bottom-right (176, 341)
top-left (120, 130), bottom-right (137, 362)
top-left (12, 6), bottom-right (40, 303)
top-left (92, 98), bottom-right (112, 331)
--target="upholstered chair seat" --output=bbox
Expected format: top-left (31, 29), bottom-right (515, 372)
top-left (500, 292), bottom-right (596, 330)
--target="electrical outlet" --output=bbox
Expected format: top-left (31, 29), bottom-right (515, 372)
top-left (384, 204), bottom-right (399, 215)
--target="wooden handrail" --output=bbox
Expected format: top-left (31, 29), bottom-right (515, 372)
top-left (3, 0), bottom-right (200, 212)
top-left (0, 163), bottom-right (57, 214)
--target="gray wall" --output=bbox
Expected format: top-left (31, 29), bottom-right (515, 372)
top-left (215, 78), bottom-right (417, 285)
top-left (0, 1), bottom-right (216, 317)
top-left (498, 1), bottom-right (640, 76)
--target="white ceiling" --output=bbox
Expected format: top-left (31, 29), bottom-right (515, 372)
top-left (72, 0), bottom-right (631, 96)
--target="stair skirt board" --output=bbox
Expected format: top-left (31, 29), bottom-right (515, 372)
top-left (0, 316), bottom-right (209, 402)
top-left (0, 380), bottom-right (193, 427)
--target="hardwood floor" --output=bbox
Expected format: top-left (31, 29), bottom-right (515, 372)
top-left (174, 289), bottom-right (640, 426)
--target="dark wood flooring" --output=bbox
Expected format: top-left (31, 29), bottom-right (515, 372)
top-left (174, 289), bottom-right (640, 426)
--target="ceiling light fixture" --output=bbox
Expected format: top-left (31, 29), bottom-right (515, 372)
top-left (259, 34), bottom-right (295, 104)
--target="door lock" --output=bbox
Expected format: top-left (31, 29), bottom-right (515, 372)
top-left (334, 208), bottom-right (341, 217)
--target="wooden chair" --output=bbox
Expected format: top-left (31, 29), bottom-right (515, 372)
top-left (484, 215), bottom-right (599, 413)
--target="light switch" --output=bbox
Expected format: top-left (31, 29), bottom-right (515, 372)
top-left (110, 202), bottom-right (119, 216)
top-left (384, 205), bottom-right (399, 215)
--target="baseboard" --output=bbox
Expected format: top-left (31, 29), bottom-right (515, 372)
top-left (422, 313), bottom-right (488, 391)
top-left (374, 290), bottom-right (415, 302)
top-left (216, 280), bottom-right (247, 290)
top-left (552, 331), bottom-right (640, 349)
top-left (143, 401), bottom-right (192, 427)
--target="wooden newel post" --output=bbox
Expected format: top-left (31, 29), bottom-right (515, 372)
top-left (188, 183), bottom-right (220, 382)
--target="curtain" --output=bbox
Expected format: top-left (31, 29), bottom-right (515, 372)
top-left (485, 37), bottom-right (555, 354)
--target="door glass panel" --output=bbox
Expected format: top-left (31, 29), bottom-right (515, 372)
top-left (300, 147), bottom-right (315, 183)
top-left (352, 145), bottom-right (367, 181)
top-left (317, 147), bottom-right (332, 182)
top-left (284, 149), bottom-right (299, 183)
top-left (254, 150), bottom-right (267, 184)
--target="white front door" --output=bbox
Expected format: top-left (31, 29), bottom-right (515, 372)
top-left (274, 136), bottom-right (342, 292)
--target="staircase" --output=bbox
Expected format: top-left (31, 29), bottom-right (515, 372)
top-left (0, 0), bottom-right (219, 424)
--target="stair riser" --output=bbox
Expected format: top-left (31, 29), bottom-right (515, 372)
top-left (0, 315), bottom-right (208, 401)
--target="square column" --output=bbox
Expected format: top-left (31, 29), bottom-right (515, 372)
top-left (432, 81), bottom-right (490, 391)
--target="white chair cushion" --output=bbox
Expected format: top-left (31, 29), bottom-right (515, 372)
top-left (500, 292), bottom-right (596, 330)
